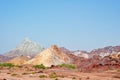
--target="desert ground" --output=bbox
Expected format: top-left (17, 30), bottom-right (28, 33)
top-left (0, 66), bottom-right (120, 80)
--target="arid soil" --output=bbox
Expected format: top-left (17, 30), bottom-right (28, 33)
top-left (0, 67), bottom-right (120, 80)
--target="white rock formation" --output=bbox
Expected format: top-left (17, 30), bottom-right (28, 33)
top-left (4, 38), bottom-right (44, 58)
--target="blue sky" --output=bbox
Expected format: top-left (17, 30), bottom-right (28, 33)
top-left (0, 0), bottom-right (120, 53)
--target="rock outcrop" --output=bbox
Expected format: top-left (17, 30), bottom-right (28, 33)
top-left (7, 55), bottom-right (31, 65)
top-left (25, 45), bottom-right (71, 67)
top-left (90, 46), bottom-right (120, 58)
top-left (72, 50), bottom-right (89, 59)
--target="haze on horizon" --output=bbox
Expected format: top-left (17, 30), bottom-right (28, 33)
top-left (0, 0), bottom-right (120, 53)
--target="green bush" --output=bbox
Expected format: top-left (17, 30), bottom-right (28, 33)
top-left (33, 64), bottom-right (46, 69)
top-left (11, 73), bottom-right (18, 76)
top-left (22, 72), bottom-right (30, 75)
top-left (49, 72), bottom-right (57, 78)
top-left (0, 63), bottom-right (14, 68)
top-left (59, 63), bottom-right (76, 69)
top-left (15, 65), bottom-right (23, 68)
top-left (39, 75), bottom-right (47, 78)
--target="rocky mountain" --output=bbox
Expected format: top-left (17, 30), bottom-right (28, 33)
top-left (0, 55), bottom-right (10, 62)
top-left (3, 38), bottom-right (44, 58)
top-left (72, 50), bottom-right (89, 59)
top-left (7, 55), bottom-right (30, 65)
top-left (25, 45), bottom-right (71, 67)
top-left (63, 45), bottom-right (120, 71)
top-left (90, 46), bottom-right (120, 58)
top-left (60, 45), bottom-right (120, 59)
top-left (60, 47), bottom-right (90, 59)
top-left (59, 47), bottom-right (71, 54)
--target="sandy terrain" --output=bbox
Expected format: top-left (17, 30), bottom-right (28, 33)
top-left (0, 67), bottom-right (120, 80)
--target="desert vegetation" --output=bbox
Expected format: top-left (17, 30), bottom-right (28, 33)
top-left (0, 63), bottom-right (14, 68)
top-left (59, 63), bottom-right (76, 69)
top-left (33, 64), bottom-right (46, 69)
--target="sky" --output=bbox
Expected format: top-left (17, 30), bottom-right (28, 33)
top-left (0, 0), bottom-right (120, 53)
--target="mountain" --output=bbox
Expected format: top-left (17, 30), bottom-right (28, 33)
top-left (60, 47), bottom-right (89, 59)
top-left (72, 50), bottom-right (89, 59)
top-left (7, 55), bottom-right (30, 65)
top-left (0, 55), bottom-right (10, 62)
top-left (59, 47), bottom-right (71, 54)
top-left (90, 46), bottom-right (120, 58)
top-left (25, 45), bottom-right (71, 67)
top-left (3, 38), bottom-right (44, 58)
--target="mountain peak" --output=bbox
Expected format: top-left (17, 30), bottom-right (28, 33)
top-left (4, 39), bottom-right (44, 58)
top-left (50, 45), bottom-right (61, 54)
top-left (24, 38), bottom-right (31, 42)
top-left (51, 45), bottom-right (58, 48)
top-left (26, 45), bottom-right (71, 67)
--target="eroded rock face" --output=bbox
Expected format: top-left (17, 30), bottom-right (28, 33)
top-left (3, 38), bottom-right (44, 58)
top-left (7, 55), bottom-right (30, 65)
top-left (59, 47), bottom-right (71, 54)
top-left (25, 45), bottom-right (71, 67)
top-left (90, 46), bottom-right (120, 58)
top-left (72, 50), bottom-right (89, 59)
top-left (76, 52), bottom-right (120, 72)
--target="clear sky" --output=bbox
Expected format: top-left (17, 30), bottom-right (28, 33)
top-left (0, 0), bottom-right (120, 53)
